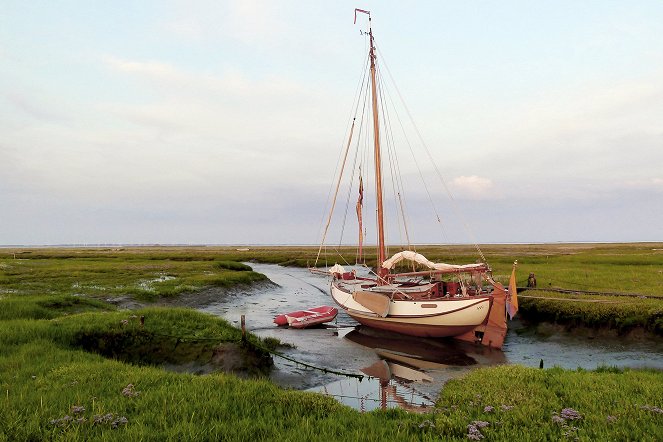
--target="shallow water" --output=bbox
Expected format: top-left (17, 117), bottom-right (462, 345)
top-left (203, 263), bottom-right (663, 411)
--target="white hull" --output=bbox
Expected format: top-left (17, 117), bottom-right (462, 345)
top-left (331, 282), bottom-right (491, 338)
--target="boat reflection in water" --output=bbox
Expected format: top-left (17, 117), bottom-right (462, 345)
top-left (309, 326), bottom-right (506, 412)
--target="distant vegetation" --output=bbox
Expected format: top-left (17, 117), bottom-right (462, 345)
top-left (0, 249), bottom-right (267, 301)
top-left (7, 243), bottom-right (661, 333)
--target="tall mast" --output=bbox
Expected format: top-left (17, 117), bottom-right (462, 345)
top-left (356, 9), bottom-right (387, 282)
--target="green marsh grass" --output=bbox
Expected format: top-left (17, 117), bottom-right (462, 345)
top-left (518, 291), bottom-right (663, 335)
top-left (0, 252), bottom-right (267, 301)
top-left (1, 245), bottom-right (662, 440)
top-left (433, 365), bottom-right (663, 441)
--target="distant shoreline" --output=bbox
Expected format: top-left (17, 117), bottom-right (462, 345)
top-left (1, 240), bottom-right (662, 248)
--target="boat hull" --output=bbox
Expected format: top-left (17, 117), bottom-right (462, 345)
top-left (348, 314), bottom-right (479, 338)
top-left (331, 282), bottom-right (491, 338)
top-left (274, 305), bottom-right (338, 329)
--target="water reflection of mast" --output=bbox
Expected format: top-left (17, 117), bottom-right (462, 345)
top-left (361, 359), bottom-right (432, 412)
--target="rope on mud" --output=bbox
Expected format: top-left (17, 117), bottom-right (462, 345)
top-left (139, 329), bottom-right (366, 381)
top-left (316, 393), bottom-right (432, 408)
top-left (518, 295), bottom-right (626, 303)
top-left (249, 339), bottom-right (365, 381)
top-left (518, 287), bottom-right (662, 299)
top-left (148, 331), bottom-right (240, 342)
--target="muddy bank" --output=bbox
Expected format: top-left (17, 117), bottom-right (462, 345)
top-left (156, 280), bottom-right (278, 309)
top-left (100, 279), bottom-right (278, 311)
top-left (72, 326), bottom-right (273, 377)
top-left (88, 280), bottom-right (280, 378)
top-left (516, 320), bottom-right (659, 340)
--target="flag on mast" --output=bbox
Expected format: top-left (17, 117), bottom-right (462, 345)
top-left (507, 260), bottom-right (519, 320)
top-left (356, 174), bottom-right (364, 262)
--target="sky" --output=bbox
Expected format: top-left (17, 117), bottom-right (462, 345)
top-left (1, 0), bottom-right (662, 246)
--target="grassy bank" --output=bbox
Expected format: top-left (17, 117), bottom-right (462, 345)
top-left (2, 309), bottom-right (662, 440)
top-left (432, 365), bottom-right (663, 441)
top-left (3, 337), bottom-right (662, 440)
top-left (1, 245), bottom-right (662, 440)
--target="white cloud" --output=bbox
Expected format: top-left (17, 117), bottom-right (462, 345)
top-left (5, 92), bottom-right (69, 123)
top-left (623, 177), bottom-right (663, 192)
top-left (450, 175), bottom-right (494, 199)
top-left (161, 0), bottom-right (286, 45)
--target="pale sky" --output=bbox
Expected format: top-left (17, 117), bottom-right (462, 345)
top-left (1, 1), bottom-right (662, 245)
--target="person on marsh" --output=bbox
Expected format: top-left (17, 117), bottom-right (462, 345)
top-left (527, 273), bottom-right (537, 288)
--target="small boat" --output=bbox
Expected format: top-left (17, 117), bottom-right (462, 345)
top-left (274, 305), bottom-right (338, 329)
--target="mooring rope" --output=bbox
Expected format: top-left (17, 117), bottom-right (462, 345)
top-left (316, 393), bottom-right (432, 407)
top-left (255, 342), bottom-right (365, 381)
top-left (518, 287), bottom-right (662, 299)
top-left (518, 295), bottom-right (626, 303)
top-left (139, 328), bottom-right (366, 380)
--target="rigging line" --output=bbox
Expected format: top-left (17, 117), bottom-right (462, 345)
top-left (377, 57), bottom-right (449, 246)
top-left (379, 74), bottom-right (459, 263)
top-left (329, 244), bottom-right (355, 268)
top-left (315, 118), bottom-right (356, 267)
top-left (361, 93), bottom-right (372, 254)
top-left (377, 48), bottom-right (487, 264)
top-left (375, 65), bottom-right (406, 251)
top-left (283, 273), bottom-right (327, 295)
top-left (352, 94), bottom-right (370, 263)
top-left (373, 72), bottom-right (394, 260)
top-left (338, 74), bottom-right (371, 250)
top-left (376, 63), bottom-right (415, 254)
top-left (316, 44), bottom-right (371, 266)
top-left (383, 86), bottom-right (458, 262)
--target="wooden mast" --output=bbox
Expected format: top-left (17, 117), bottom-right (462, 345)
top-left (363, 11), bottom-right (388, 283)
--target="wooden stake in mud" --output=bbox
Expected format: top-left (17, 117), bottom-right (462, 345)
top-left (241, 315), bottom-right (246, 342)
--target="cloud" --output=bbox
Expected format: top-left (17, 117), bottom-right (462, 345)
top-left (101, 55), bottom-right (306, 103)
top-left (102, 56), bottom-right (179, 79)
top-left (623, 177), bottom-right (663, 192)
top-left (450, 175), bottom-right (494, 199)
top-left (161, 0), bottom-right (286, 45)
top-left (5, 92), bottom-right (68, 123)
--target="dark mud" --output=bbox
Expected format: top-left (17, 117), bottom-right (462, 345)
top-left (72, 328), bottom-right (273, 377)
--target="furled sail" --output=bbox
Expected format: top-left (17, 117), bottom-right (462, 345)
top-left (381, 251), bottom-right (486, 271)
top-left (329, 263), bottom-right (346, 274)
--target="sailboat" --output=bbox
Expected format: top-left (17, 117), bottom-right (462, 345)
top-left (313, 9), bottom-right (518, 349)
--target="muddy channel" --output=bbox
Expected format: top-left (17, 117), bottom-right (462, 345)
top-left (202, 263), bottom-right (663, 412)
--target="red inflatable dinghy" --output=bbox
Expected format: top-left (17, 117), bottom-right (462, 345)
top-left (274, 305), bottom-right (338, 329)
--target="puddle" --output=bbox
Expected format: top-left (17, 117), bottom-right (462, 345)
top-left (203, 263), bottom-right (663, 411)
top-left (137, 274), bottom-right (176, 291)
